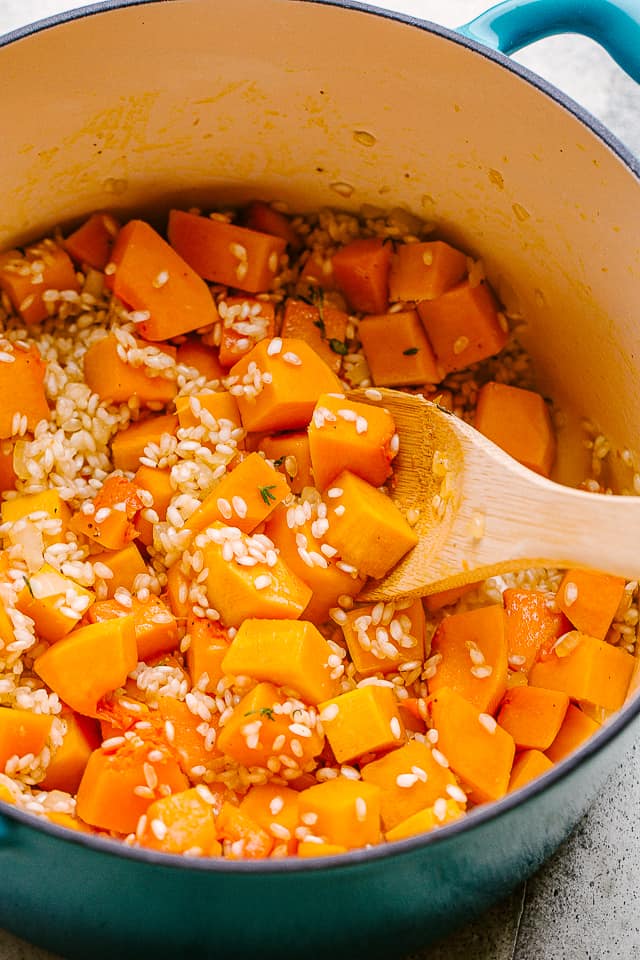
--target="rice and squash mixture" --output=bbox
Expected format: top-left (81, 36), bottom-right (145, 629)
top-left (0, 201), bottom-right (636, 859)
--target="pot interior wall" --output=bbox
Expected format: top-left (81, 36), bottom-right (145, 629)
top-left (1, 0), bottom-right (640, 482)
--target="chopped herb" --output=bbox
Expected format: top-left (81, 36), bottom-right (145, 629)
top-left (244, 707), bottom-right (276, 721)
top-left (329, 338), bottom-right (348, 356)
top-left (273, 455), bottom-right (286, 468)
top-left (23, 576), bottom-right (33, 597)
top-left (403, 347), bottom-right (419, 356)
top-left (258, 484), bottom-right (278, 505)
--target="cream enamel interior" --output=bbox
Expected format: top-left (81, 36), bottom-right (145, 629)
top-left (1, 0), bottom-right (640, 485)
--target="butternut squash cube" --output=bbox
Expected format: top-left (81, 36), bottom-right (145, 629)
top-left (497, 685), bottom-right (569, 751)
top-left (133, 465), bottom-right (174, 546)
top-left (555, 568), bottom-right (626, 641)
top-left (88, 595), bottom-right (179, 662)
top-left (92, 543), bottom-right (147, 596)
top-left (185, 617), bottom-right (230, 692)
top-left (111, 414), bottom-right (179, 473)
top-left (389, 240), bottom-right (468, 302)
top-left (318, 685), bottom-right (406, 763)
top-left (239, 783), bottom-right (300, 854)
top-left (258, 431), bottom-right (314, 495)
top-left (1, 489), bottom-right (70, 531)
top-left (529, 632), bottom-right (633, 711)
top-left (385, 798), bottom-right (464, 841)
top-left (358, 310), bottom-right (440, 386)
top-left (0, 706), bottom-right (53, 771)
top-left (361, 739), bottom-right (461, 831)
top-left (297, 777), bottom-right (382, 848)
top-left (343, 599), bottom-right (425, 677)
top-left (175, 337), bottom-right (225, 382)
top-left (264, 505), bottom-right (365, 624)
top-left (323, 470), bottom-right (418, 580)
top-left (0, 242), bottom-right (79, 325)
top-left (216, 681), bottom-right (324, 769)
top-left (186, 452), bottom-right (289, 534)
top-left (138, 787), bottom-right (221, 856)
top-left (545, 703), bottom-right (600, 763)
top-left (308, 393), bottom-right (397, 490)
top-left (218, 297), bottom-right (276, 368)
top-left (40, 712), bottom-right (101, 794)
top-left (475, 381), bottom-right (556, 477)
top-left (175, 391), bottom-right (241, 430)
top-left (16, 563), bottom-right (94, 643)
top-left (297, 841), bottom-right (348, 857)
top-left (428, 686), bottom-right (516, 804)
top-left (229, 338), bottom-right (342, 433)
top-left (280, 299), bottom-right (349, 375)
top-left (222, 619), bottom-right (338, 704)
top-left (83, 334), bottom-right (177, 407)
top-left (418, 280), bottom-right (508, 374)
top-left (508, 749), bottom-right (554, 793)
top-left (203, 525), bottom-right (311, 628)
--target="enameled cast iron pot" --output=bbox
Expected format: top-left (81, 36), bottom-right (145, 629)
top-left (1, 1), bottom-right (640, 956)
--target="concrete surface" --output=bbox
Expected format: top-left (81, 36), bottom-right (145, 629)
top-left (0, 1), bottom-right (639, 958)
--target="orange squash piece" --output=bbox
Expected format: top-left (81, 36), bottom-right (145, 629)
top-left (111, 413), bottom-right (179, 473)
top-left (216, 681), bottom-right (324, 770)
top-left (218, 297), bottom-right (276, 368)
top-left (428, 604), bottom-right (509, 715)
top-left (529, 631), bottom-right (633, 711)
top-left (297, 777), bottom-right (382, 849)
top-left (297, 841), bottom-right (348, 857)
top-left (385, 798), bottom-right (465, 841)
top-left (423, 583), bottom-right (478, 612)
top-left (361, 739), bottom-right (461, 831)
top-left (168, 209), bottom-right (286, 294)
top-left (64, 212), bottom-right (120, 270)
top-left (0, 706), bottom-right (53, 771)
top-left (203, 524), bottom-right (312, 628)
top-left (76, 739), bottom-right (189, 834)
top-left (239, 783), bottom-right (300, 854)
top-left (222, 618), bottom-right (338, 705)
top-left (388, 240), bottom-right (468, 303)
top-left (359, 309), bottom-right (440, 387)
top-left (264, 505), bottom-right (365, 624)
top-left (1, 489), bottom-right (70, 531)
top-left (175, 337), bottom-right (225, 382)
top-left (342, 599), bottom-right (425, 678)
top-left (138, 786), bottom-right (221, 856)
top-left (418, 280), bottom-right (508, 375)
top-left (88, 595), bottom-right (179, 662)
top-left (215, 801), bottom-right (274, 859)
top-left (185, 616), bottom-right (230, 692)
top-left (175, 391), bottom-right (242, 432)
top-left (185, 452), bottom-right (289, 534)
top-left (308, 393), bottom-right (397, 491)
top-left (34, 616), bottom-right (138, 718)
top-left (331, 237), bottom-right (392, 314)
top-left (318, 685), bottom-right (406, 763)
top-left (91, 543), bottom-right (147, 597)
top-left (497, 685), bottom-right (569, 751)
top-left (508, 749), bottom-right (554, 792)
top-left (280, 298), bottom-right (349, 375)
top-left (40, 712), bottom-right (101, 794)
top-left (503, 587), bottom-right (571, 672)
top-left (0, 344), bottom-right (50, 440)
top-left (323, 470), bottom-right (418, 580)
top-left (428, 686), bottom-right (516, 804)
top-left (16, 563), bottom-right (94, 643)
top-left (71, 474), bottom-right (144, 551)
top-left (0, 440), bottom-right (16, 495)
top-left (110, 219), bottom-right (219, 341)
top-left (133, 465), bottom-right (174, 547)
top-left (0, 240), bottom-right (80, 325)
top-left (244, 201), bottom-right (300, 250)
top-left (475, 381), bottom-right (556, 477)
top-left (156, 696), bottom-right (223, 781)
top-left (556, 568), bottom-right (626, 641)
top-left (545, 703), bottom-right (600, 763)
top-left (258, 432), bottom-right (314, 495)
top-left (229, 338), bottom-right (342, 433)
top-left (83, 334), bottom-right (177, 408)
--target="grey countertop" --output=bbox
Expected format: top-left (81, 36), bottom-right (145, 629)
top-left (1, 2), bottom-right (640, 958)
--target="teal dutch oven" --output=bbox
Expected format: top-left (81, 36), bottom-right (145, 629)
top-left (1, 0), bottom-right (640, 956)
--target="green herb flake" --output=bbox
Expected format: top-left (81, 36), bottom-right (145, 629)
top-left (273, 455), bottom-right (286, 467)
top-left (244, 707), bottom-right (276, 721)
top-left (258, 484), bottom-right (278, 506)
top-left (23, 576), bottom-right (34, 597)
top-left (329, 338), bottom-right (349, 356)
top-left (403, 347), bottom-right (419, 356)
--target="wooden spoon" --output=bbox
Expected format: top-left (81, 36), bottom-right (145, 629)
top-left (350, 388), bottom-right (640, 602)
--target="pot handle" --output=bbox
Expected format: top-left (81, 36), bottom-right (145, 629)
top-left (458, 0), bottom-right (640, 83)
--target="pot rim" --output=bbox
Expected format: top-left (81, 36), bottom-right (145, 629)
top-left (1, 0), bottom-right (639, 875)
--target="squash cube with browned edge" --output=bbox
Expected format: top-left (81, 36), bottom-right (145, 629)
top-left (229, 338), bottom-right (342, 433)
top-left (428, 686), bottom-right (516, 805)
top-left (186, 452), bottom-right (289, 534)
top-left (297, 777), bottom-right (382, 848)
top-left (358, 310), bottom-right (440, 387)
top-left (529, 632), bottom-right (634, 711)
top-left (323, 470), bottom-right (418, 580)
top-left (308, 393), bottom-right (397, 491)
top-left (221, 619), bottom-right (338, 705)
top-left (318, 685), bottom-right (406, 763)
top-left (203, 524), bottom-right (312, 628)
top-left (361, 738), bottom-right (462, 831)
top-left (216, 681), bottom-right (324, 770)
